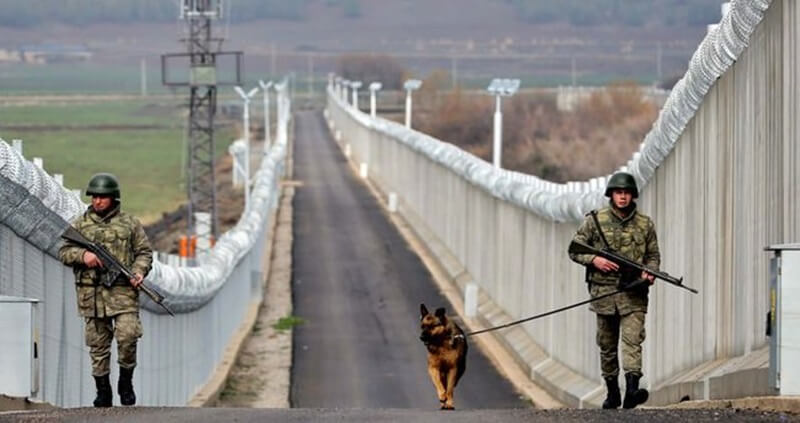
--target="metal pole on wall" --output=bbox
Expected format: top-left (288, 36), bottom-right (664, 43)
top-left (351, 81), bottom-right (362, 110)
top-left (405, 90), bottom-right (412, 128)
top-left (234, 86), bottom-right (259, 210)
top-left (492, 95), bottom-right (503, 168)
top-left (341, 79), bottom-right (350, 103)
top-left (487, 78), bottom-right (520, 169)
top-left (403, 79), bottom-right (422, 129)
top-left (259, 80), bottom-right (273, 148)
top-left (369, 82), bottom-right (382, 119)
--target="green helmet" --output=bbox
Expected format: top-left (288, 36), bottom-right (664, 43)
top-left (86, 173), bottom-right (120, 199)
top-left (604, 172), bottom-right (638, 198)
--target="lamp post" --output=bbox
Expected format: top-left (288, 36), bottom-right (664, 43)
top-left (487, 78), bottom-right (520, 168)
top-left (274, 81), bottom-right (288, 143)
top-left (403, 79), bottom-right (422, 129)
top-left (369, 82), bottom-right (382, 119)
top-left (350, 81), bottom-right (362, 110)
top-left (341, 79), bottom-right (351, 103)
top-left (334, 76), bottom-right (342, 98)
top-left (258, 80), bottom-right (273, 148)
top-left (234, 85), bottom-right (259, 209)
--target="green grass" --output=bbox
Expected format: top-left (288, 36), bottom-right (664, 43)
top-left (0, 62), bottom-right (274, 95)
top-left (0, 63), bottom-right (158, 95)
top-left (16, 128), bottom-right (235, 223)
top-left (2, 100), bottom-right (235, 223)
top-left (1, 100), bottom-right (182, 126)
top-left (272, 315), bottom-right (306, 331)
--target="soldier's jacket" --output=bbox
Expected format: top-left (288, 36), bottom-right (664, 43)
top-left (58, 204), bottom-right (153, 318)
top-left (568, 203), bottom-right (660, 315)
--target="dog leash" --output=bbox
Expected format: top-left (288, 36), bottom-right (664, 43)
top-left (465, 288), bottom-right (629, 337)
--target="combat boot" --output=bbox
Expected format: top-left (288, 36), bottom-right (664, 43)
top-left (118, 367), bottom-right (136, 406)
top-left (602, 376), bottom-right (621, 409)
top-left (623, 372), bottom-right (649, 409)
top-left (93, 375), bottom-right (112, 407)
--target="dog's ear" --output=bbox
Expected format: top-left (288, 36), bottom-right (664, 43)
top-left (435, 307), bottom-right (447, 320)
top-left (420, 303), bottom-right (429, 318)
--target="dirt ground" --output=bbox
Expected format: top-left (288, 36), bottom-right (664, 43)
top-left (214, 187), bottom-right (295, 408)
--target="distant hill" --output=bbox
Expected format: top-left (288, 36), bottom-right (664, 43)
top-left (0, 0), bottom-right (726, 28)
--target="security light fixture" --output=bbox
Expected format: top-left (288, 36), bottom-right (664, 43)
top-left (486, 78), bottom-right (521, 168)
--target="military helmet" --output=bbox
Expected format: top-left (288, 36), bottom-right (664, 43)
top-left (86, 173), bottom-right (120, 199)
top-left (604, 172), bottom-right (638, 198)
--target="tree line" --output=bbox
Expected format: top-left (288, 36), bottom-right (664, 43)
top-left (507, 0), bottom-right (725, 27)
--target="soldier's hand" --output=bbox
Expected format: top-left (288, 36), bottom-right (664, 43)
top-left (641, 271), bottom-right (656, 284)
top-left (130, 274), bottom-right (143, 289)
top-left (592, 256), bottom-right (619, 273)
top-left (82, 251), bottom-right (104, 268)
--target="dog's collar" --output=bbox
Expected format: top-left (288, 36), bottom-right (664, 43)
top-left (453, 334), bottom-right (465, 340)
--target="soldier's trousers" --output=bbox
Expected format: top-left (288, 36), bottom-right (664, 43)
top-left (84, 312), bottom-right (143, 377)
top-left (596, 311), bottom-right (646, 378)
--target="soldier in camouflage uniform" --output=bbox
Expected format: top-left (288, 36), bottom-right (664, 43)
top-left (568, 172), bottom-right (660, 409)
top-left (58, 173), bottom-right (153, 407)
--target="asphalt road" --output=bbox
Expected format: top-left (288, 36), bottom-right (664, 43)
top-left (3, 407), bottom-right (797, 422)
top-left (290, 110), bottom-right (526, 410)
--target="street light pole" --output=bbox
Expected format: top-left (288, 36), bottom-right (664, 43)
top-left (350, 81), bottom-right (362, 110)
top-left (487, 78), bottom-right (520, 169)
top-left (493, 95), bottom-right (502, 168)
top-left (274, 81), bottom-right (288, 144)
top-left (369, 82), bottom-right (382, 119)
top-left (234, 85), bottom-right (259, 210)
top-left (259, 80), bottom-right (273, 148)
top-left (334, 76), bottom-right (342, 98)
top-left (404, 79), bottom-right (422, 129)
top-left (342, 79), bottom-right (351, 103)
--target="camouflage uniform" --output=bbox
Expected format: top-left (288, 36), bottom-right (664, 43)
top-left (569, 203), bottom-right (660, 377)
top-left (59, 204), bottom-right (153, 377)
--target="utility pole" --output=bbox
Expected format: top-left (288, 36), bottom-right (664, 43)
top-left (571, 56), bottom-right (577, 87)
top-left (162, 0), bottom-right (243, 249)
top-left (308, 53), bottom-right (314, 99)
top-left (271, 42), bottom-right (277, 76)
top-left (451, 55), bottom-right (458, 90)
top-left (656, 41), bottom-right (663, 82)
top-left (140, 58), bottom-right (147, 97)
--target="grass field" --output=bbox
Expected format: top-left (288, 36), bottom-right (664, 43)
top-left (0, 100), bottom-right (181, 126)
top-left (0, 63), bottom-right (152, 95)
top-left (1, 100), bottom-right (236, 223)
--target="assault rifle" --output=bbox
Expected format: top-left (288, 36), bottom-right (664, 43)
top-left (568, 240), bottom-right (698, 294)
top-left (61, 226), bottom-right (175, 316)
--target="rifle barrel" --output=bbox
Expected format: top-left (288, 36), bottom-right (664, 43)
top-left (568, 240), bottom-right (698, 294)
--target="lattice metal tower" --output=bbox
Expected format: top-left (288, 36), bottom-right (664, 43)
top-left (162, 0), bottom-right (242, 244)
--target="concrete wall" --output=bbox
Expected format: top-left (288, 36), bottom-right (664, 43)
top-left (327, 0), bottom-right (799, 406)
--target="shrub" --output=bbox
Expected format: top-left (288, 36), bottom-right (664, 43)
top-left (419, 81), bottom-right (658, 182)
top-left (336, 54), bottom-right (407, 90)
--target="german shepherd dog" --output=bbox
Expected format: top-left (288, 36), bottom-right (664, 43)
top-left (419, 303), bottom-right (468, 410)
